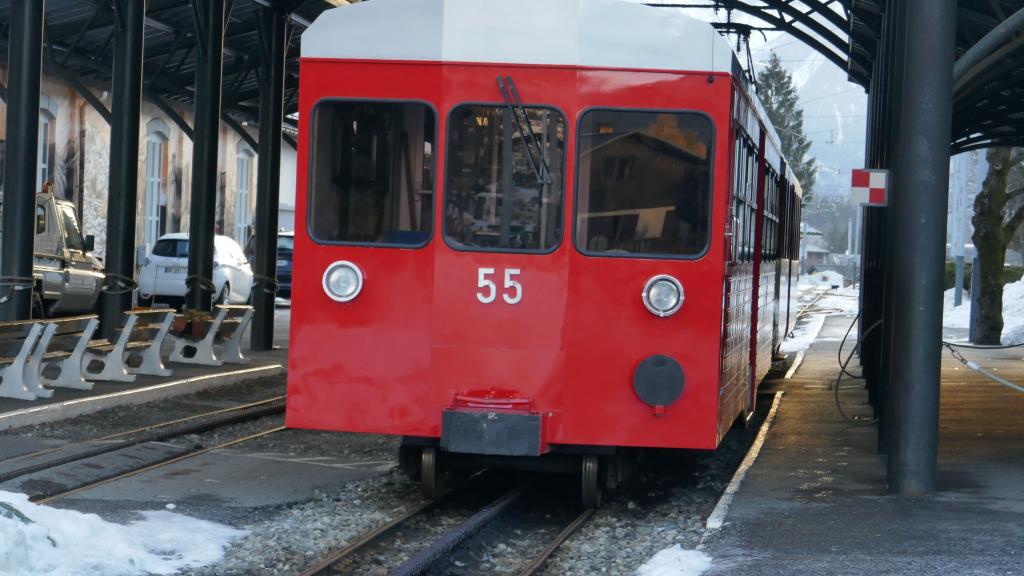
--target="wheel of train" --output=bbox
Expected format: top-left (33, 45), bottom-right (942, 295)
top-left (420, 446), bottom-right (443, 500)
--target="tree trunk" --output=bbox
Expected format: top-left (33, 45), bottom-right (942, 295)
top-left (971, 147), bottom-right (1011, 344)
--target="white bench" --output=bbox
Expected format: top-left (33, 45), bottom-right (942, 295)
top-left (169, 305), bottom-right (254, 367)
top-left (0, 320), bottom-right (46, 400)
top-left (81, 309), bottom-right (175, 382)
top-left (0, 315), bottom-right (96, 399)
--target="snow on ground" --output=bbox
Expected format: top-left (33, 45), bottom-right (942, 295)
top-left (0, 491), bottom-right (246, 576)
top-left (778, 276), bottom-right (860, 354)
top-left (635, 545), bottom-right (713, 576)
top-left (780, 312), bottom-right (826, 354)
top-left (801, 270), bottom-right (847, 289)
top-left (942, 276), bottom-right (1024, 344)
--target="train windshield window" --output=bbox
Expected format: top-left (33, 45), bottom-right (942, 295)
top-left (444, 105), bottom-right (565, 252)
top-left (308, 101), bottom-right (435, 247)
top-left (575, 110), bottom-right (712, 257)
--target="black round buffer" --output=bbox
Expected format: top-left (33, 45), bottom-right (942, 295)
top-left (633, 354), bottom-right (685, 414)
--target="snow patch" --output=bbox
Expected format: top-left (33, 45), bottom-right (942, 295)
top-left (636, 545), bottom-right (713, 576)
top-left (814, 286), bottom-right (860, 316)
top-left (941, 288), bottom-right (972, 329)
top-left (0, 491), bottom-right (246, 576)
top-left (780, 311), bottom-right (825, 354)
top-left (942, 276), bottom-right (1024, 344)
top-left (801, 271), bottom-right (846, 288)
top-left (779, 281), bottom-right (860, 354)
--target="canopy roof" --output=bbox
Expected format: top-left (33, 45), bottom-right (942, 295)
top-left (0, 0), bottom-right (341, 142)
top-left (645, 1), bottom-right (1024, 152)
top-left (0, 1), bottom-right (1017, 153)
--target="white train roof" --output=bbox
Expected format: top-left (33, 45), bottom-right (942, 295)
top-left (302, 0), bottom-right (738, 74)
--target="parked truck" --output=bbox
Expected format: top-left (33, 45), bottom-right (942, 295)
top-left (0, 193), bottom-right (105, 317)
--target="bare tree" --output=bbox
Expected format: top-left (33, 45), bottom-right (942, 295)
top-left (970, 147), bottom-right (1024, 344)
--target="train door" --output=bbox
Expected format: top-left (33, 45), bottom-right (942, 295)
top-left (432, 94), bottom-right (569, 444)
top-left (720, 88), bottom-right (761, 436)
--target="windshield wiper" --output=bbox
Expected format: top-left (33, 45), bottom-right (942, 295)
top-left (496, 76), bottom-right (553, 186)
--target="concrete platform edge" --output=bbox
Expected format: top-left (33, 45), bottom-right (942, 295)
top-left (703, 391), bottom-right (785, 532)
top-left (0, 364), bottom-right (286, 431)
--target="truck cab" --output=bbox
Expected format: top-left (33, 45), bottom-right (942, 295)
top-left (0, 193), bottom-right (105, 317)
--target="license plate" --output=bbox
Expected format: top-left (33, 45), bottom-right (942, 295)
top-left (162, 266), bottom-right (186, 274)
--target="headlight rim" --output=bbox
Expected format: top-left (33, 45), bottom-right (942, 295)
top-left (322, 260), bottom-right (364, 303)
top-left (642, 274), bottom-right (684, 317)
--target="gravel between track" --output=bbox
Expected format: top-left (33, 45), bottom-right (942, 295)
top-left (172, 400), bottom-right (763, 576)
top-left (538, 405), bottom-right (767, 575)
top-left (178, 468), bottom-right (425, 576)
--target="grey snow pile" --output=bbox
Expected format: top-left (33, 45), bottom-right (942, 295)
top-left (0, 491), bottom-right (245, 576)
top-left (943, 275), bottom-right (1024, 344)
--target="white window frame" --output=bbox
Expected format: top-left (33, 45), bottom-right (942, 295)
top-left (37, 110), bottom-right (55, 191)
top-left (144, 119), bottom-right (171, 249)
top-left (234, 145), bottom-right (255, 245)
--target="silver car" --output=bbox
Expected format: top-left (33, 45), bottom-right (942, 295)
top-left (0, 193), bottom-right (105, 317)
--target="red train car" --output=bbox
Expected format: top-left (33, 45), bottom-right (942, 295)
top-left (286, 0), bottom-right (802, 505)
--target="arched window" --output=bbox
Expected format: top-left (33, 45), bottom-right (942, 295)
top-left (234, 141), bottom-right (256, 244)
top-left (144, 119), bottom-right (171, 247)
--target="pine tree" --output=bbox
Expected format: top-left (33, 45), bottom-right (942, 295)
top-left (756, 52), bottom-right (817, 203)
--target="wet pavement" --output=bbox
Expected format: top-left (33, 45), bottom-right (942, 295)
top-left (703, 313), bottom-right (1024, 575)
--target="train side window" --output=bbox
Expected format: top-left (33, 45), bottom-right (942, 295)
top-left (576, 110), bottom-right (713, 258)
top-left (731, 132), bottom-right (757, 262)
top-left (444, 105), bottom-right (565, 253)
top-left (308, 100), bottom-right (435, 247)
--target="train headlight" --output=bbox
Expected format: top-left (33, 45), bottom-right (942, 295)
top-left (642, 275), bottom-right (684, 317)
top-left (323, 261), bottom-right (363, 302)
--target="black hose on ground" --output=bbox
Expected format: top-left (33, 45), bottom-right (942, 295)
top-left (833, 313), bottom-right (882, 425)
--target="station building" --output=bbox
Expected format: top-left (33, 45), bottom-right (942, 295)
top-left (0, 69), bottom-right (297, 260)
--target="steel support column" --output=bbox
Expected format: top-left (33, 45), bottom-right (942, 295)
top-left (0, 1), bottom-right (45, 321)
top-left (250, 5), bottom-right (288, 351)
top-left (186, 0), bottom-right (228, 311)
top-left (862, 0), bottom-right (896, 444)
top-left (99, 0), bottom-right (146, 337)
top-left (887, 0), bottom-right (957, 495)
top-left (864, 63), bottom-right (880, 407)
top-left (880, 0), bottom-right (908, 457)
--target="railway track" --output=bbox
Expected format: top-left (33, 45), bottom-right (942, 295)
top-left (0, 397), bottom-right (287, 503)
top-left (36, 425), bottom-right (285, 504)
top-left (0, 395), bottom-right (286, 484)
top-left (299, 481), bottom-right (594, 576)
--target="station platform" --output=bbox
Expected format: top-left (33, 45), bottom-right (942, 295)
top-left (0, 308), bottom-right (290, 431)
top-left (704, 314), bottom-right (1024, 575)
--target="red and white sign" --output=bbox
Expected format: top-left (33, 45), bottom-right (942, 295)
top-left (851, 168), bottom-right (888, 206)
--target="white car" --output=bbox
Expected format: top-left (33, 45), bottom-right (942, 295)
top-left (138, 233), bottom-right (254, 306)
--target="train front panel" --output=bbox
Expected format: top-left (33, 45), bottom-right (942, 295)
top-left (286, 59), bottom-right (735, 454)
